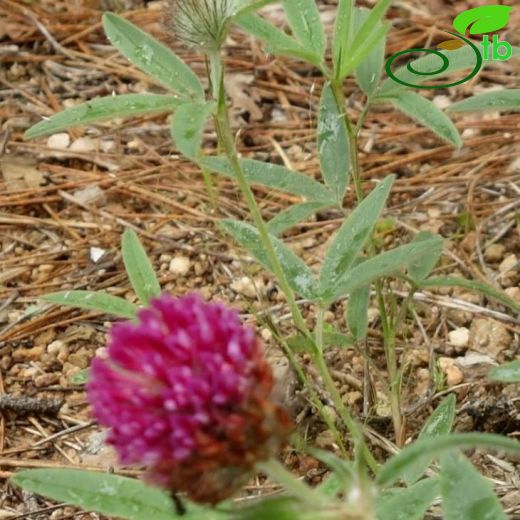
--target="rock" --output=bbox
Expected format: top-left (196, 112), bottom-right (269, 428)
top-left (505, 287), bottom-right (520, 304)
top-left (73, 185), bottom-right (106, 206)
top-left (47, 133), bottom-right (70, 150)
top-left (68, 348), bottom-right (90, 369)
top-left (231, 276), bottom-right (257, 299)
top-left (34, 373), bottom-right (60, 387)
top-left (484, 243), bottom-right (505, 262)
top-left (168, 256), bottom-right (191, 275)
top-left (448, 327), bottom-right (469, 349)
top-left (499, 254), bottom-right (518, 273)
top-left (12, 346), bottom-right (44, 362)
top-left (47, 340), bottom-right (65, 355)
top-left (70, 137), bottom-right (98, 153)
top-left (469, 318), bottom-right (512, 358)
top-left (438, 357), bottom-right (464, 386)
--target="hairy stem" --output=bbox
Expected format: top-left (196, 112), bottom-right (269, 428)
top-left (208, 51), bottom-right (311, 338)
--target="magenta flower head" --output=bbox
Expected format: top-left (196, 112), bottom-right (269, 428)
top-left (87, 293), bottom-right (291, 504)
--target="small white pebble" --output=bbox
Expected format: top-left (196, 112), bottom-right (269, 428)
top-left (90, 247), bottom-right (106, 263)
top-left (169, 256), bottom-right (191, 275)
top-left (448, 327), bottom-right (469, 348)
top-left (231, 276), bottom-right (257, 299)
top-left (47, 133), bottom-right (70, 150)
top-left (70, 137), bottom-right (97, 153)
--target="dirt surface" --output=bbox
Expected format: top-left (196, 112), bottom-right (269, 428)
top-left (0, 0), bottom-right (519, 518)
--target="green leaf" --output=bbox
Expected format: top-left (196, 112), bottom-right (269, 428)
top-left (376, 477), bottom-right (440, 520)
top-left (41, 291), bottom-right (138, 319)
top-left (377, 433), bottom-right (520, 488)
top-left (440, 453), bottom-right (507, 520)
top-left (341, 0), bottom-right (391, 78)
top-left (25, 94), bottom-right (182, 140)
top-left (122, 229), bottom-right (161, 305)
top-left (287, 329), bottom-right (353, 352)
top-left (324, 235), bottom-right (442, 304)
top-left (282, 0), bottom-right (326, 59)
top-left (378, 44), bottom-right (520, 97)
top-left (11, 469), bottom-right (221, 520)
top-left (402, 394), bottom-right (456, 485)
top-left (320, 175), bottom-right (395, 295)
top-left (317, 83), bottom-right (350, 204)
top-left (447, 89), bottom-right (520, 113)
top-left (201, 156), bottom-right (335, 203)
top-left (419, 276), bottom-right (520, 313)
top-left (171, 101), bottom-right (216, 159)
top-left (347, 285), bottom-right (370, 341)
top-left (235, 497), bottom-right (301, 520)
top-left (453, 5), bottom-right (512, 35)
top-left (407, 231), bottom-right (443, 283)
top-left (388, 91), bottom-right (462, 148)
top-left (102, 13), bottom-right (203, 100)
top-left (333, 0), bottom-right (354, 79)
top-left (235, 14), bottom-right (322, 66)
top-left (221, 219), bottom-right (318, 300)
top-left (354, 8), bottom-right (386, 94)
top-left (488, 360), bottom-right (520, 383)
top-left (267, 202), bottom-right (332, 236)
top-left (340, 23), bottom-right (390, 80)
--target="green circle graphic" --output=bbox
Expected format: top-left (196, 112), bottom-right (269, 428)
top-left (385, 32), bottom-right (483, 89)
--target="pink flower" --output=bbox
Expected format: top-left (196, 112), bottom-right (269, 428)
top-left (87, 293), bottom-right (291, 504)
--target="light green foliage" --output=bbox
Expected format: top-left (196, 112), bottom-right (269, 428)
top-left (488, 360), bottom-right (520, 383)
top-left (102, 13), bottom-right (204, 99)
top-left (448, 89), bottom-right (520, 112)
top-left (317, 83), bottom-right (351, 203)
top-left (388, 91), bottom-right (462, 148)
top-left (42, 291), bottom-right (138, 318)
top-left (440, 453), bottom-right (507, 519)
top-left (402, 395), bottom-right (456, 485)
top-left (25, 94), bottom-right (182, 139)
top-left (12, 470), bottom-right (223, 520)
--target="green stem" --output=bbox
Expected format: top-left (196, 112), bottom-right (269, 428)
top-left (208, 50), bottom-right (311, 339)
top-left (329, 79), bottom-right (402, 445)
top-left (257, 459), bottom-right (329, 507)
top-left (315, 309), bottom-right (378, 473)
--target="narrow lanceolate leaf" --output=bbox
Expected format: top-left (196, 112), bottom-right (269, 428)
top-left (402, 394), bottom-right (456, 485)
top-left (440, 453), bottom-right (507, 520)
top-left (333, 0), bottom-right (354, 79)
top-left (389, 92), bottom-right (462, 148)
top-left (201, 156), bottom-right (335, 203)
top-left (447, 89), bottom-right (520, 113)
top-left (171, 101), bottom-right (216, 159)
top-left (220, 219), bottom-right (318, 300)
top-left (324, 236), bottom-right (443, 303)
top-left (282, 0), bottom-right (326, 60)
top-left (347, 285), bottom-right (370, 342)
top-left (407, 231), bottom-right (443, 283)
top-left (102, 13), bottom-right (204, 100)
top-left (420, 276), bottom-right (520, 313)
top-left (318, 83), bottom-right (350, 204)
top-left (377, 433), bottom-right (520, 488)
top-left (25, 95), bottom-right (182, 140)
top-left (122, 229), bottom-right (161, 305)
top-left (339, 0), bottom-right (391, 78)
top-left (354, 8), bottom-right (386, 95)
top-left (11, 470), bottom-right (223, 520)
top-left (42, 291), bottom-right (138, 319)
top-left (488, 360), bottom-right (520, 383)
top-left (320, 175), bottom-right (394, 295)
top-left (235, 14), bottom-right (322, 66)
top-left (267, 201), bottom-right (332, 236)
top-left (376, 477), bottom-right (440, 520)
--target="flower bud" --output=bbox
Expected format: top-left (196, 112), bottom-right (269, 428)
top-left (167, 0), bottom-right (239, 51)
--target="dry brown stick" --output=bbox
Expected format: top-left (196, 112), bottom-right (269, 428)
top-left (0, 395), bottom-right (63, 416)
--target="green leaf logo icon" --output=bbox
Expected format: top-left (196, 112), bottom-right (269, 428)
top-left (453, 5), bottom-right (512, 35)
